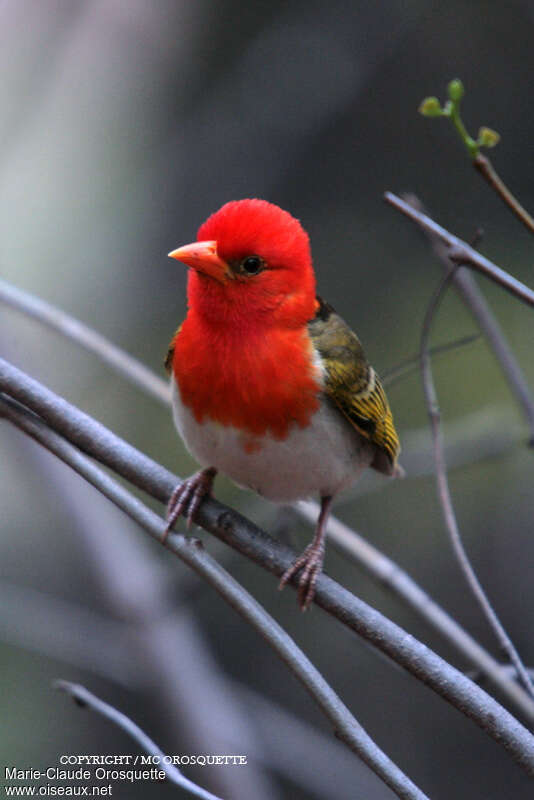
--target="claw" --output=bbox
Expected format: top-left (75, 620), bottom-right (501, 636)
top-left (163, 467), bottom-right (216, 543)
top-left (279, 542), bottom-right (325, 611)
top-left (278, 494), bottom-right (333, 611)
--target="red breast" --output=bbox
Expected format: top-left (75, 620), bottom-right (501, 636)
top-left (169, 199), bottom-right (322, 439)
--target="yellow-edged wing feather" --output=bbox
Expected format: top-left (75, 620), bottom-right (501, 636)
top-left (308, 298), bottom-right (400, 475)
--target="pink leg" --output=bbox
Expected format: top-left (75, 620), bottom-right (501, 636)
top-left (163, 467), bottom-right (217, 543)
top-left (279, 495), bottom-right (333, 611)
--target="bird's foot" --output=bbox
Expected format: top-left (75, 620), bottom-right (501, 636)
top-left (163, 467), bottom-right (217, 543)
top-left (279, 541), bottom-right (325, 611)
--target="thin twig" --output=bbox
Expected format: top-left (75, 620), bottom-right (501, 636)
top-left (54, 680), bottom-right (223, 800)
top-left (1, 396), bottom-right (428, 800)
top-left (474, 153), bottom-right (534, 236)
top-left (2, 281), bottom-right (532, 717)
top-left (1, 375), bottom-right (534, 775)
top-left (381, 334), bottom-right (480, 388)
top-left (420, 266), bottom-right (534, 699)
top-left (384, 192), bottom-right (534, 307)
top-left (402, 193), bottom-right (534, 445)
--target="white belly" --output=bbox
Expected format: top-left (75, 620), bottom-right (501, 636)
top-left (170, 376), bottom-right (372, 502)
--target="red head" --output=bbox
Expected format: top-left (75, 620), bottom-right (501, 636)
top-left (169, 199), bottom-right (316, 330)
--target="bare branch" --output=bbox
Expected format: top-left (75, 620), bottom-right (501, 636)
top-left (401, 193), bottom-right (534, 444)
top-left (384, 192), bottom-right (534, 307)
top-left (2, 368), bottom-right (534, 776)
top-left (420, 267), bottom-right (534, 699)
top-left (2, 281), bottom-right (532, 716)
top-left (1, 393), bottom-right (427, 800)
top-left (0, 278), bottom-right (171, 405)
top-left (54, 680), bottom-right (223, 800)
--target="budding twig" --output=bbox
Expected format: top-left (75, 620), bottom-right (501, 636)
top-left (419, 79), bottom-right (534, 235)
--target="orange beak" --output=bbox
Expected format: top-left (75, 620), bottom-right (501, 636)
top-left (168, 240), bottom-right (232, 284)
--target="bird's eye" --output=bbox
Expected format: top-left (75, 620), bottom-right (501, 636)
top-left (240, 255), bottom-right (263, 275)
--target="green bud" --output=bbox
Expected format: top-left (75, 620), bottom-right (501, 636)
top-left (478, 126), bottom-right (500, 148)
top-left (419, 97), bottom-right (443, 117)
top-left (448, 79), bottom-right (464, 102)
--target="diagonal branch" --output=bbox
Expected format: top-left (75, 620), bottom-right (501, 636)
top-left (2, 279), bottom-right (532, 720)
top-left (54, 681), bottom-right (223, 800)
top-left (420, 266), bottom-right (534, 699)
top-left (400, 194), bottom-right (534, 444)
top-left (384, 192), bottom-right (534, 307)
top-left (0, 278), bottom-right (171, 405)
top-left (1, 393), bottom-right (428, 800)
top-left (1, 364), bottom-right (534, 776)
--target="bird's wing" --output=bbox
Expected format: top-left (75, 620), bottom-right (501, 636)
top-left (308, 297), bottom-right (400, 475)
top-left (164, 323), bottom-right (182, 374)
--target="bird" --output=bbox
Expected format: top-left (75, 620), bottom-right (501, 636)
top-left (164, 199), bottom-right (401, 610)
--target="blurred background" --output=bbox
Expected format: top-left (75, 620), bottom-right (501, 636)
top-left (1, 1), bottom-right (534, 798)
